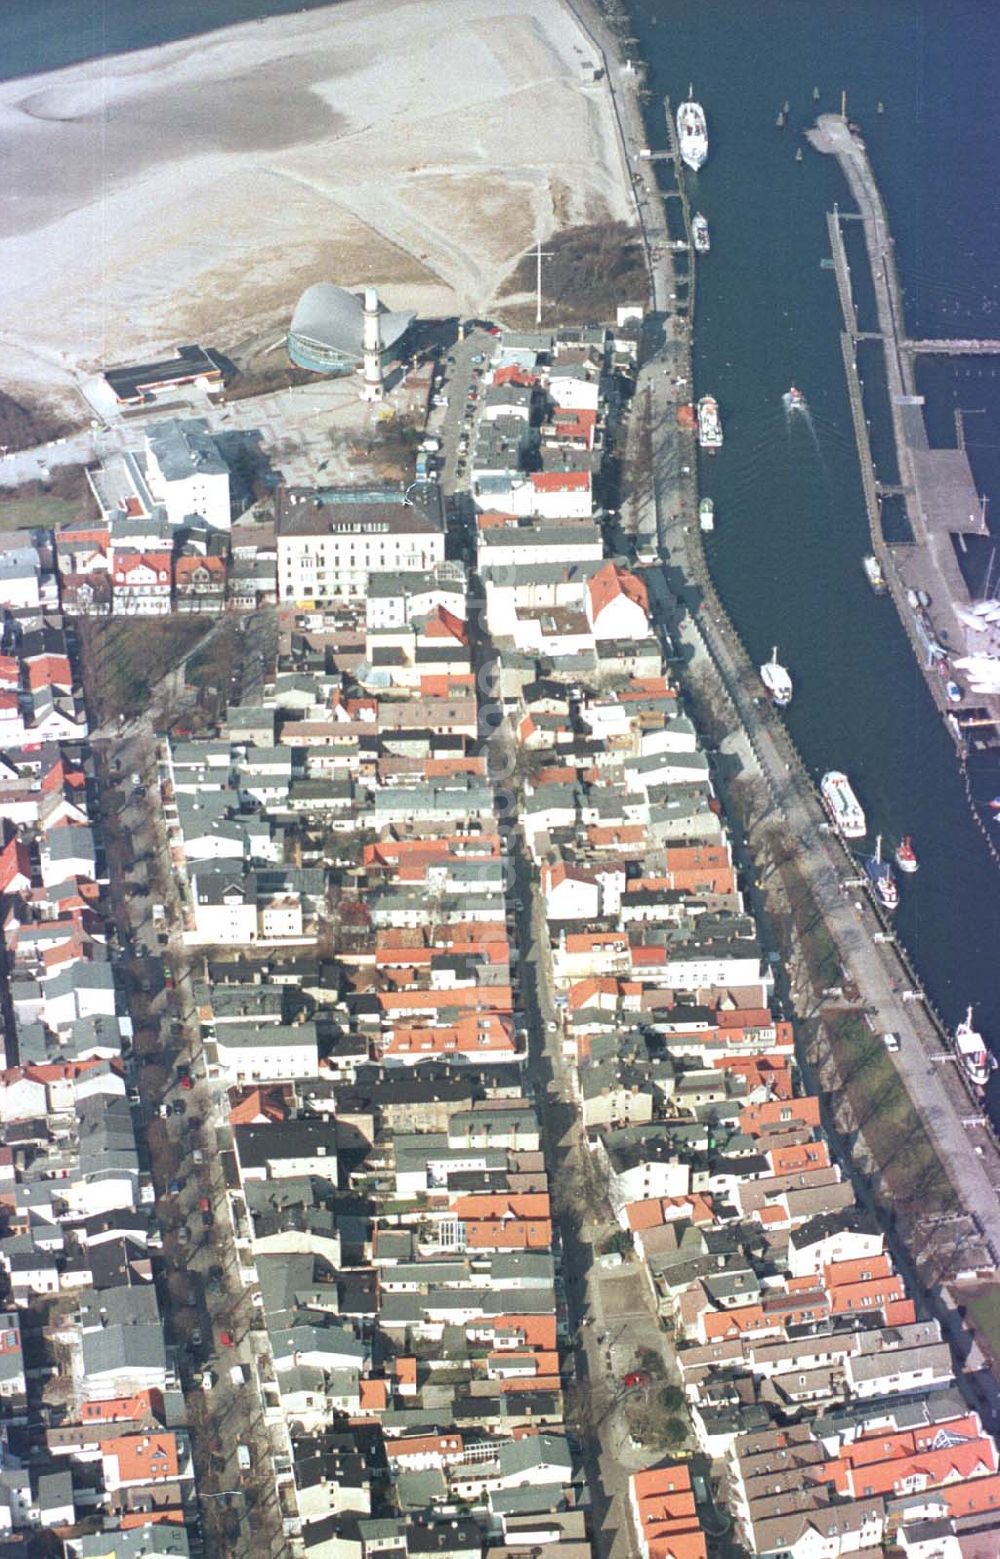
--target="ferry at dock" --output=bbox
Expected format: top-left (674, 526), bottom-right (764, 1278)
top-left (760, 647), bottom-right (792, 707)
top-left (691, 212), bottom-right (710, 253)
top-left (677, 92), bottom-right (708, 172)
top-left (820, 770), bottom-right (867, 840)
top-left (697, 395), bottom-right (723, 452)
top-left (863, 554), bottom-right (888, 595)
top-left (864, 835), bottom-right (898, 911)
top-left (954, 1006), bottom-right (993, 1092)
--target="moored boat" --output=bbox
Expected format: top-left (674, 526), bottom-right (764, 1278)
top-left (676, 91), bottom-right (708, 172)
top-left (699, 497), bottom-right (715, 533)
top-left (894, 835), bottom-right (918, 874)
top-left (954, 1006), bottom-right (992, 1091)
top-left (864, 835), bottom-right (898, 911)
top-left (863, 554), bottom-right (888, 595)
top-left (820, 770), bottom-right (867, 840)
top-left (697, 395), bottom-right (723, 452)
top-left (760, 646), bottom-right (792, 707)
top-left (691, 212), bottom-right (710, 253)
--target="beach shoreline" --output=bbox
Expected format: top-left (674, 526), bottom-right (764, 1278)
top-left (0, 0), bottom-right (637, 421)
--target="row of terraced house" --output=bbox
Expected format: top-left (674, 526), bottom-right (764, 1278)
top-left (0, 583), bottom-right (202, 1551)
top-left (141, 446), bottom-right (592, 1555)
top-left (478, 329), bottom-right (1000, 1559)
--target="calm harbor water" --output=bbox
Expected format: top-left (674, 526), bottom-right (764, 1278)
top-left (2, 2), bottom-right (998, 1065)
top-left (630, 0), bottom-right (1000, 1070)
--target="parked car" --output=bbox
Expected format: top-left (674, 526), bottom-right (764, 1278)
top-left (179, 1075), bottom-right (194, 1091)
top-left (218, 1330), bottom-right (235, 1349)
top-left (198, 1196), bottom-right (210, 1213)
top-left (623, 1370), bottom-right (651, 1390)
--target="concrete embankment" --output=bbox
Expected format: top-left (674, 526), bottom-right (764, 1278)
top-left (593, 31), bottom-right (1000, 1286)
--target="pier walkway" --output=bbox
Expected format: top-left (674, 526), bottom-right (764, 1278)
top-left (906, 338), bottom-right (1000, 357)
top-left (809, 113), bottom-right (1000, 750)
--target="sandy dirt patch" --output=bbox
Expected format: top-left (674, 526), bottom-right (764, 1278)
top-left (0, 0), bottom-right (634, 418)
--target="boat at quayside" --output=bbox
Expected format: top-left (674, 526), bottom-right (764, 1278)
top-left (820, 770), bottom-right (867, 840)
top-left (954, 1006), bottom-right (993, 1091)
top-left (691, 212), bottom-right (710, 253)
top-left (760, 646), bottom-right (792, 707)
top-left (864, 834), bottom-right (898, 911)
top-left (894, 835), bottom-right (918, 874)
top-left (677, 91), bottom-right (708, 172)
top-left (699, 497), bottom-right (715, 533)
top-left (697, 395), bottom-right (723, 451)
top-left (863, 554), bottom-right (888, 595)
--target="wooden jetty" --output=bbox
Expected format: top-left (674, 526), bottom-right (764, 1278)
top-left (810, 113), bottom-right (1000, 754)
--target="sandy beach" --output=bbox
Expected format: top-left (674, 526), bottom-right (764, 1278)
top-left (0, 0), bottom-right (633, 416)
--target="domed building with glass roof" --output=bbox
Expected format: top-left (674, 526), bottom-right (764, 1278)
top-left (287, 283), bottom-right (416, 376)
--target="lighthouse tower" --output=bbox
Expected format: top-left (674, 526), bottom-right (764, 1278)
top-left (360, 286), bottom-right (384, 402)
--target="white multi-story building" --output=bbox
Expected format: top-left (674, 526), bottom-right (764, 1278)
top-left (144, 418), bottom-right (232, 532)
top-left (276, 487), bottom-right (445, 605)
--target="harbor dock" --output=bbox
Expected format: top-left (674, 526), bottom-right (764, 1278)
top-left (810, 113), bottom-right (1000, 753)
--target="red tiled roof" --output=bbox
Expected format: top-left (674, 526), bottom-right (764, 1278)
top-left (530, 470), bottom-right (590, 492)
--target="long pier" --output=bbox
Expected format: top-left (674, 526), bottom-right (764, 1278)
top-left (809, 114), bottom-right (1000, 756)
top-left (906, 338), bottom-right (1000, 356)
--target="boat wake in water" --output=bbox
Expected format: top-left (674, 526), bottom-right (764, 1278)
top-left (783, 387), bottom-right (830, 481)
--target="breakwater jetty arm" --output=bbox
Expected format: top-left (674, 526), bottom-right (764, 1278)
top-left (809, 113), bottom-right (1000, 753)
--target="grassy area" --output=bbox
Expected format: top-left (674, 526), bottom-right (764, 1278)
top-left (0, 390), bottom-right (76, 452)
top-left (826, 1013), bottom-right (959, 1217)
top-left (184, 619), bottom-right (242, 695)
top-left (79, 617), bottom-right (211, 725)
top-left (498, 221), bottom-right (649, 324)
top-left (0, 490), bottom-right (87, 530)
top-left (779, 858), bottom-right (841, 993)
top-left (0, 466), bottom-right (97, 532)
top-left (962, 1286), bottom-right (1000, 1374)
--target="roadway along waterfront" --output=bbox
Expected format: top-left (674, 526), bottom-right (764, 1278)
top-left (595, 26), bottom-right (1000, 1275)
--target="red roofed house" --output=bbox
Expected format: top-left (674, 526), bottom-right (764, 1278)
top-left (0, 837), bottom-right (32, 897)
top-left (541, 862), bottom-right (600, 921)
top-left (629, 1462), bottom-right (707, 1559)
top-left (174, 552), bottom-right (226, 612)
top-left (528, 469), bottom-right (592, 519)
top-left (586, 561), bottom-right (650, 640)
top-left (56, 520), bottom-right (112, 615)
top-left (112, 553), bottom-right (172, 615)
top-left (542, 406), bottom-right (599, 451)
